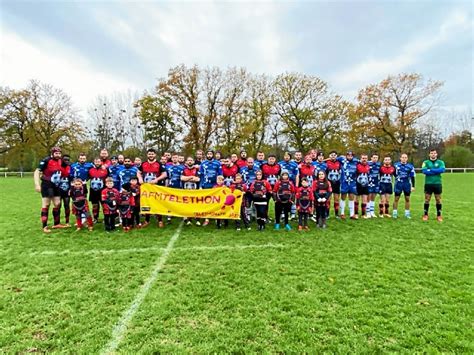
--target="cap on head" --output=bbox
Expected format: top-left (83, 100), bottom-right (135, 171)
top-left (51, 146), bottom-right (61, 154)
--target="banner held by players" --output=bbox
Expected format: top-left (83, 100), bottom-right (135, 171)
top-left (140, 183), bottom-right (243, 219)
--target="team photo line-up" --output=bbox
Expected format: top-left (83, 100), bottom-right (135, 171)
top-left (34, 146), bottom-right (446, 233)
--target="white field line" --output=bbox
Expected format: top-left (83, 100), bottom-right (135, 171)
top-left (101, 221), bottom-right (183, 355)
top-left (29, 243), bottom-right (287, 257)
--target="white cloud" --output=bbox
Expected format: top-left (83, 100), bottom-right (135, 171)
top-left (331, 8), bottom-right (472, 99)
top-left (0, 28), bottom-right (139, 116)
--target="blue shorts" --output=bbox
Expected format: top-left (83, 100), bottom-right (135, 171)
top-left (379, 183), bottom-right (393, 195)
top-left (341, 183), bottom-right (357, 195)
top-left (394, 182), bottom-right (411, 196)
top-left (368, 184), bottom-right (380, 194)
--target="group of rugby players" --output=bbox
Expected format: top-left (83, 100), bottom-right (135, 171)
top-left (34, 146), bottom-right (445, 233)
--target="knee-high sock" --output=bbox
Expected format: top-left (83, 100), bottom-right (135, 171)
top-left (339, 200), bottom-right (346, 215)
top-left (349, 201), bottom-right (355, 216)
top-left (52, 207), bottom-right (60, 225)
top-left (41, 207), bottom-right (49, 228)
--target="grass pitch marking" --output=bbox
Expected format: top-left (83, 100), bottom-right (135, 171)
top-left (29, 243), bottom-right (287, 257)
top-left (101, 221), bottom-right (184, 355)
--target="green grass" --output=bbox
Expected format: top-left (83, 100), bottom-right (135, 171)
top-left (1, 174), bottom-right (473, 353)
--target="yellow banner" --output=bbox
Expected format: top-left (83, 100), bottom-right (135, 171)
top-left (140, 183), bottom-right (244, 219)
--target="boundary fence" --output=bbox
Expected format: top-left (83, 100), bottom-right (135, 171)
top-left (1, 168), bottom-right (474, 178)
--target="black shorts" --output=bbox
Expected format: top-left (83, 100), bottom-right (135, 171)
top-left (379, 183), bottom-right (393, 195)
top-left (59, 189), bottom-right (70, 199)
top-left (424, 184), bottom-right (442, 195)
top-left (89, 189), bottom-right (103, 204)
top-left (330, 181), bottom-right (341, 194)
top-left (41, 181), bottom-right (60, 198)
top-left (356, 183), bottom-right (369, 196)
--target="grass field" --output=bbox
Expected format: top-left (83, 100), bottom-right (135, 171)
top-left (1, 174), bottom-right (473, 353)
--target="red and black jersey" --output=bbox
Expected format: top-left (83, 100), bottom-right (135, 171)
top-left (181, 165), bottom-right (199, 189)
top-left (312, 179), bottom-right (332, 200)
top-left (249, 179), bottom-right (272, 202)
top-left (222, 164), bottom-right (239, 186)
top-left (70, 185), bottom-right (88, 212)
top-left (356, 162), bottom-right (370, 186)
top-left (130, 184), bottom-right (140, 203)
top-left (38, 157), bottom-right (62, 185)
top-left (261, 163), bottom-right (281, 187)
top-left (101, 187), bottom-right (120, 214)
top-left (273, 180), bottom-right (295, 203)
top-left (296, 186), bottom-right (314, 212)
top-left (140, 161), bottom-right (165, 184)
top-left (118, 190), bottom-right (135, 218)
top-left (298, 164), bottom-right (315, 186)
top-left (101, 159), bottom-right (112, 168)
top-left (59, 164), bottom-right (72, 193)
top-left (236, 159), bottom-right (247, 169)
top-left (230, 182), bottom-right (248, 193)
top-left (380, 165), bottom-right (395, 184)
top-left (326, 159), bottom-right (342, 183)
top-left (88, 166), bottom-right (108, 191)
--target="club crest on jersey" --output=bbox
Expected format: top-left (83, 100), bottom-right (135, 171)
top-left (144, 172), bottom-right (156, 183)
top-left (328, 170), bottom-right (340, 182)
top-left (59, 178), bottom-right (70, 191)
top-left (90, 178), bottom-right (104, 191)
top-left (380, 174), bottom-right (392, 184)
top-left (357, 174), bottom-right (369, 186)
top-left (51, 171), bottom-right (62, 186)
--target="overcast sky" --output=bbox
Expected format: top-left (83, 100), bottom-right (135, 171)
top-left (0, 0), bottom-right (472, 133)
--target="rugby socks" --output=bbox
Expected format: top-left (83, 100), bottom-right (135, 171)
top-left (436, 203), bottom-right (442, 216)
top-left (339, 200), bottom-right (346, 215)
top-left (379, 203), bottom-right (384, 215)
top-left (334, 201), bottom-right (339, 216)
top-left (424, 203), bottom-right (429, 216)
top-left (349, 201), bottom-right (355, 216)
top-left (92, 204), bottom-right (99, 220)
top-left (76, 214), bottom-right (83, 228)
top-left (362, 203), bottom-right (367, 216)
top-left (384, 204), bottom-right (389, 214)
top-left (41, 207), bottom-right (49, 227)
top-left (64, 206), bottom-right (70, 224)
top-left (52, 207), bottom-right (60, 225)
top-left (354, 201), bottom-right (359, 215)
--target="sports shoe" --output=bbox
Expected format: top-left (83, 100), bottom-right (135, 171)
top-left (158, 221), bottom-right (164, 228)
top-left (75, 227), bottom-right (82, 232)
top-left (186, 220), bottom-right (192, 226)
top-left (52, 224), bottom-right (67, 229)
top-left (384, 214), bottom-right (391, 218)
top-left (422, 215), bottom-right (429, 221)
top-left (274, 223), bottom-right (280, 230)
top-left (195, 221), bottom-right (201, 226)
top-left (304, 226), bottom-right (310, 231)
top-left (88, 226), bottom-right (94, 232)
top-left (285, 224), bottom-right (292, 231)
top-left (363, 214), bottom-right (370, 219)
top-left (350, 215), bottom-right (358, 220)
top-left (310, 216), bottom-right (317, 223)
top-left (392, 211), bottom-right (398, 219)
top-left (202, 219), bottom-right (209, 226)
top-left (290, 214), bottom-right (296, 220)
top-left (298, 225), bottom-right (303, 231)
top-left (340, 214), bottom-right (346, 220)
top-left (371, 212), bottom-right (377, 218)
top-left (405, 213), bottom-right (411, 219)
top-left (63, 223), bottom-right (71, 228)
top-left (437, 216), bottom-right (443, 222)
top-left (236, 228), bottom-right (241, 231)
top-left (43, 226), bottom-right (52, 233)
top-left (142, 221), bottom-right (150, 227)
top-left (247, 227), bottom-right (252, 231)
top-left (166, 217), bottom-right (172, 224)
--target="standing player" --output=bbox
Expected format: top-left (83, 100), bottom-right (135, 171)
top-left (230, 173), bottom-right (250, 231)
top-left (34, 146), bottom-right (67, 233)
top-left (101, 177), bottom-right (120, 232)
top-left (355, 154), bottom-right (370, 218)
top-left (70, 153), bottom-right (93, 186)
top-left (379, 156), bottom-right (395, 217)
top-left (279, 152), bottom-right (299, 219)
top-left (261, 154), bottom-right (281, 189)
top-left (338, 150), bottom-right (359, 219)
top-left (312, 170), bottom-right (332, 228)
top-left (326, 151), bottom-right (342, 218)
top-left (70, 178), bottom-right (94, 232)
top-left (199, 150), bottom-right (222, 226)
top-left (240, 157), bottom-right (259, 222)
top-left (58, 155), bottom-right (72, 226)
top-left (181, 156), bottom-right (201, 226)
top-left (166, 153), bottom-right (185, 189)
top-left (293, 151), bottom-right (303, 166)
top-left (88, 157), bottom-right (109, 222)
top-left (255, 151), bottom-right (267, 170)
top-left (367, 153), bottom-right (381, 218)
top-left (118, 157), bottom-right (139, 190)
top-left (129, 176), bottom-right (141, 228)
top-left (222, 156), bottom-right (239, 187)
top-left (236, 150), bottom-right (248, 169)
top-left (108, 156), bottom-right (124, 191)
top-left (99, 149), bottom-right (112, 168)
top-left (195, 150), bottom-right (204, 166)
top-left (311, 152), bottom-right (327, 221)
top-left (421, 149), bottom-right (445, 222)
top-left (249, 170), bottom-right (272, 231)
top-left (296, 177), bottom-right (314, 231)
top-left (273, 172), bottom-right (295, 231)
top-left (393, 153), bottom-right (415, 219)
top-left (296, 155), bottom-right (315, 187)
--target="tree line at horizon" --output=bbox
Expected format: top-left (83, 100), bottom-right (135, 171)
top-left (1, 65), bottom-right (473, 171)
